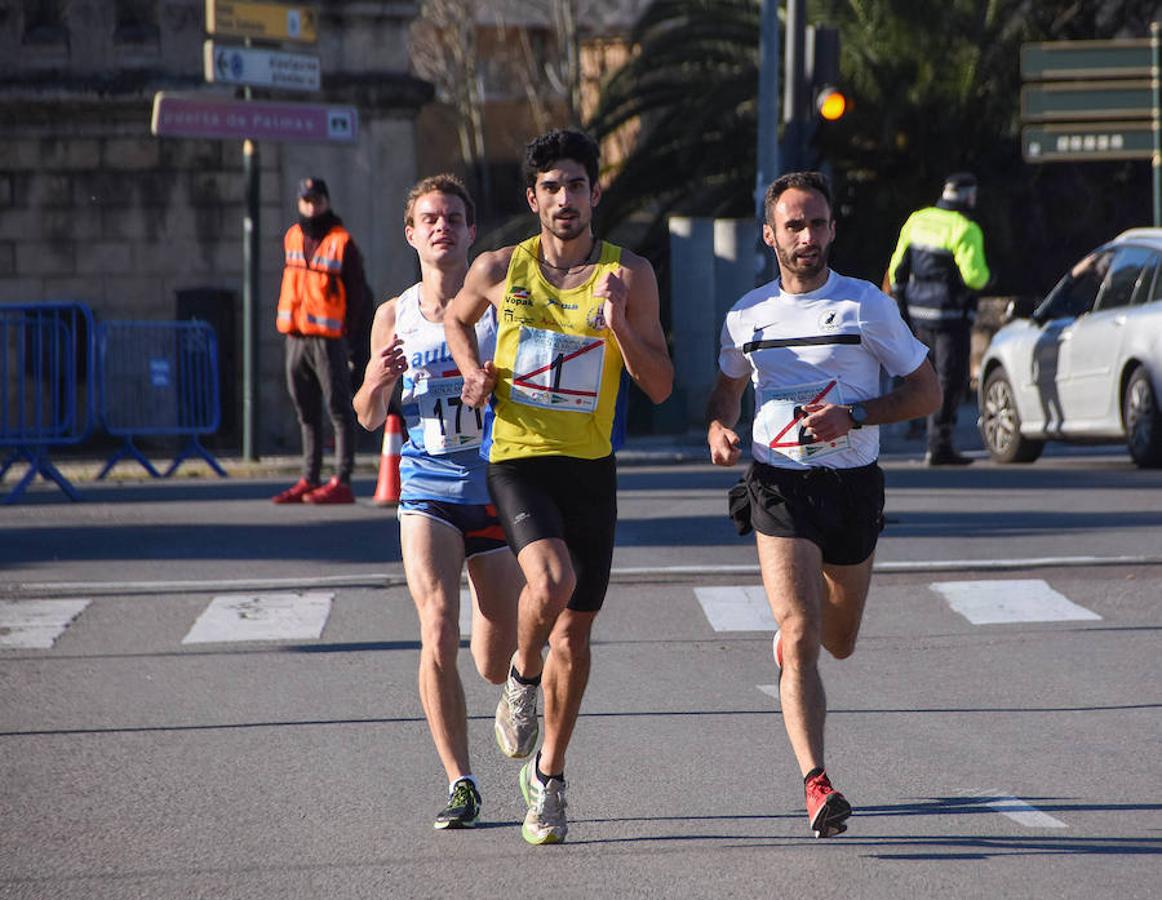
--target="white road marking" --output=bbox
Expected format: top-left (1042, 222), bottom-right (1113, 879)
top-left (757, 684), bottom-right (778, 699)
top-left (931, 579), bottom-right (1101, 625)
top-left (0, 599), bottom-right (90, 649)
top-left (693, 586), bottom-right (775, 631)
top-left (181, 592), bottom-right (334, 644)
top-left (7, 554), bottom-right (1160, 596)
top-left (972, 792), bottom-right (1068, 829)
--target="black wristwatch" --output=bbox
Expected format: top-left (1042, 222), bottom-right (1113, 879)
top-left (846, 402), bottom-right (869, 429)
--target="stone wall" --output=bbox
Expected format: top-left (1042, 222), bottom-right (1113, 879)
top-left (0, 1), bottom-right (431, 455)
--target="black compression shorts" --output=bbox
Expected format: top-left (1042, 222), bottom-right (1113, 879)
top-left (486, 454), bottom-right (617, 612)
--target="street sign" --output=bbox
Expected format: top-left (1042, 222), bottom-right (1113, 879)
top-left (1022, 122), bottom-right (1153, 163)
top-left (205, 0), bottom-right (317, 44)
top-left (151, 93), bottom-right (357, 143)
top-left (1020, 79), bottom-right (1152, 122)
top-left (1021, 39), bottom-right (1152, 80)
top-left (203, 40), bottom-right (321, 91)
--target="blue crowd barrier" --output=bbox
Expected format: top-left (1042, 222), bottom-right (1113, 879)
top-left (96, 320), bottom-right (226, 479)
top-left (0, 302), bottom-right (95, 503)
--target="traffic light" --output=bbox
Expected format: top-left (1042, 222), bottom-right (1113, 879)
top-left (816, 86), bottom-right (848, 121)
top-left (808, 27), bottom-right (847, 123)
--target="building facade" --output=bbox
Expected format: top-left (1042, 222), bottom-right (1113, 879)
top-left (0, 0), bottom-right (431, 454)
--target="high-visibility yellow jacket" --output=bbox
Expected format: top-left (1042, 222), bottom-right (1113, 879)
top-left (276, 223), bottom-right (351, 338)
top-left (889, 205), bottom-right (989, 328)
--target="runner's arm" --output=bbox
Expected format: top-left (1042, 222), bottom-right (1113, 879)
top-left (600, 252), bottom-right (673, 404)
top-left (706, 370), bottom-right (750, 466)
top-left (353, 299), bottom-right (406, 431)
top-left (447, 249), bottom-right (509, 408)
top-left (800, 357), bottom-right (942, 441)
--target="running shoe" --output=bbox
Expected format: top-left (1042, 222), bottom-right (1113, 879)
top-left (772, 628), bottom-right (783, 687)
top-left (303, 476), bottom-right (355, 504)
top-left (495, 660), bottom-right (539, 758)
top-left (519, 758), bottom-right (567, 845)
top-left (805, 769), bottom-right (851, 838)
top-left (272, 477), bottom-right (319, 504)
top-left (433, 778), bottom-right (481, 830)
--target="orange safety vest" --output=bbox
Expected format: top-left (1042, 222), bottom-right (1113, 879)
top-left (276, 223), bottom-right (350, 337)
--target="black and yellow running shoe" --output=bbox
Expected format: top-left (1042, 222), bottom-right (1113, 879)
top-left (433, 778), bottom-right (481, 830)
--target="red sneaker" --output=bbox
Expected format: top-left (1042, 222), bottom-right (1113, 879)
top-left (805, 770), bottom-right (851, 838)
top-left (303, 476), bottom-right (355, 504)
top-left (272, 478), bottom-right (319, 504)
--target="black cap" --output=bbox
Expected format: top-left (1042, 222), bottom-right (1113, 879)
top-left (298, 177), bottom-right (329, 199)
top-left (943, 172), bottom-right (977, 192)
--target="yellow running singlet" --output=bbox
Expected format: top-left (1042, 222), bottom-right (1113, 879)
top-left (484, 236), bottom-right (627, 461)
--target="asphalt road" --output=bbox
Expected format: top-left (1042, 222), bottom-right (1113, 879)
top-left (2, 455), bottom-right (1160, 898)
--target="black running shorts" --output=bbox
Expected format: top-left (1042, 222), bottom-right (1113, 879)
top-left (486, 454), bottom-right (617, 612)
top-left (728, 461), bottom-right (885, 566)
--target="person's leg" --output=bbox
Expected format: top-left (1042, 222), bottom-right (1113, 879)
top-left (285, 335), bottom-right (323, 483)
top-left (538, 607), bottom-right (598, 776)
top-left (318, 336), bottom-right (356, 482)
top-left (465, 546), bottom-right (523, 685)
top-left (399, 513), bottom-right (472, 783)
top-left (756, 533), bottom-right (828, 777)
top-left (511, 537), bottom-right (576, 684)
top-left (820, 556), bottom-right (876, 661)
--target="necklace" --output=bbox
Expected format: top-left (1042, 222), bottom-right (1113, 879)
top-left (537, 239), bottom-right (598, 272)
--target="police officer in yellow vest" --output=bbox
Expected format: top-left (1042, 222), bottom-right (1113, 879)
top-left (273, 177), bottom-right (369, 504)
top-left (888, 173), bottom-right (990, 466)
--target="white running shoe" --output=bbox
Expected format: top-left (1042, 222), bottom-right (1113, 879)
top-left (519, 757), bottom-right (567, 845)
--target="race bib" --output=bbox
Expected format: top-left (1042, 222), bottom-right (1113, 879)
top-left (510, 326), bottom-right (605, 413)
top-left (756, 379), bottom-right (851, 463)
top-left (415, 376), bottom-right (483, 454)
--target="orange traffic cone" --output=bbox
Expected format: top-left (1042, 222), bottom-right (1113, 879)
top-left (373, 413), bottom-right (403, 506)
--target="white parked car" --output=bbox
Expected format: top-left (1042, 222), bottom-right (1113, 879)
top-left (978, 227), bottom-right (1162, 467)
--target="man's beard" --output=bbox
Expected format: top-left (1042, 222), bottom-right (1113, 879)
top-left (546, 211), bottom-right (587, 242)
top-left (774, 240), bottom-right (829, 279)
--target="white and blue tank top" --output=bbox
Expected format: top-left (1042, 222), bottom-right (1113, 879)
top-left (395, 283), bottom-right (497, 504)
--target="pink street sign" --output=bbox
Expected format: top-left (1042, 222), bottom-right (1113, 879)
top-left (151, 92), bottom-right (358, 143)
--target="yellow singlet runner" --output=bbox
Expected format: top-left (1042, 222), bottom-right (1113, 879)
top-left (485, 235), bottom-right (627, 461)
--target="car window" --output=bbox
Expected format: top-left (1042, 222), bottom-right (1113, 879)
top-left (1036, 249), bottom-right (1113, 320)
top-left (1096, 246), bottom-right (1156, 311)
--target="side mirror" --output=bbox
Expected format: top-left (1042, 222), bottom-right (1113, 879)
top-left (1006, 296), bottom-right (1038, 321)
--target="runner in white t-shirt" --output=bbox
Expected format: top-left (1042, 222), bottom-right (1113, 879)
top-left (706, 171), bottom-right (941, 839)
top-left (353, 175), bottom-right (523, 832)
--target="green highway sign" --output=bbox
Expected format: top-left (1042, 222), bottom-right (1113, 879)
top-left (1021, 39), bottom-right (1152, 80)
top-left (1022, 122), bottom-right (1153, 163)
top-left (1020, 79), bottom-right (1152, 122)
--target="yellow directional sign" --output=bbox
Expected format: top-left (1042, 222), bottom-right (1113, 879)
top-left (206, 0), bottom-right (317, 44)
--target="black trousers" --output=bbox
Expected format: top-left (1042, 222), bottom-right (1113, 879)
top-left (915, 322), bottom-right (971, 453)
top-left (284, 334), bottom-right (355, 483)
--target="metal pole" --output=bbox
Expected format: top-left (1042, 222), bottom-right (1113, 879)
top-left (782, 0), bottom-right (806, 173)
top-left (242, 138), bottom-right (260, 461)
top-left (1152, 22), bottom-right (1160, 228)
top-left (754, 0), bottom-right (782, 284)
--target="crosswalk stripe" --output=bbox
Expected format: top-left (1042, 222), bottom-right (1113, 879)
top-left (693, 586), bottom-right (776, 631)
top-left (931, 579), bottom-right (1101, 625)
top-left (0, 599), bottom-right (90, 649)
top-left (181, 592), bottom-right (334, 644)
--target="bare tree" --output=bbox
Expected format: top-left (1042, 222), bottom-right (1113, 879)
top-left (410, 0), bottom-right (491, 209)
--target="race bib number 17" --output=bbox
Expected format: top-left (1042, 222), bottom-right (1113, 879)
top-left (416, 376), bottom-right (483, 454)
top-left (510, 326), bottom-right (605, 413)
top-left (756, 379), bottom-right (850, 462)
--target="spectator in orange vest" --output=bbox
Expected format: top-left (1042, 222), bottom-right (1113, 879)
top-left (273, 177), bottom-right (369, 504)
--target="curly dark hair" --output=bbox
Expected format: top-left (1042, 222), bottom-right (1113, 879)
top-left (523, 130), bottom-right (600, 189)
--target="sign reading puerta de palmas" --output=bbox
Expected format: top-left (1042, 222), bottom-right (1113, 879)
top-left (150, 0), bottom-right (358, 144)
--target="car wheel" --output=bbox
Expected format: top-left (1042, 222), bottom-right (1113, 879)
top-left (1123, 367), bottom-right (1162, 468)
top-left (980, 368), bottom-right (1045, 464)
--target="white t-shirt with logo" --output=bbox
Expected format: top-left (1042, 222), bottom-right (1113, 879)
top-left (718, 270), bottom-right (928, 470)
